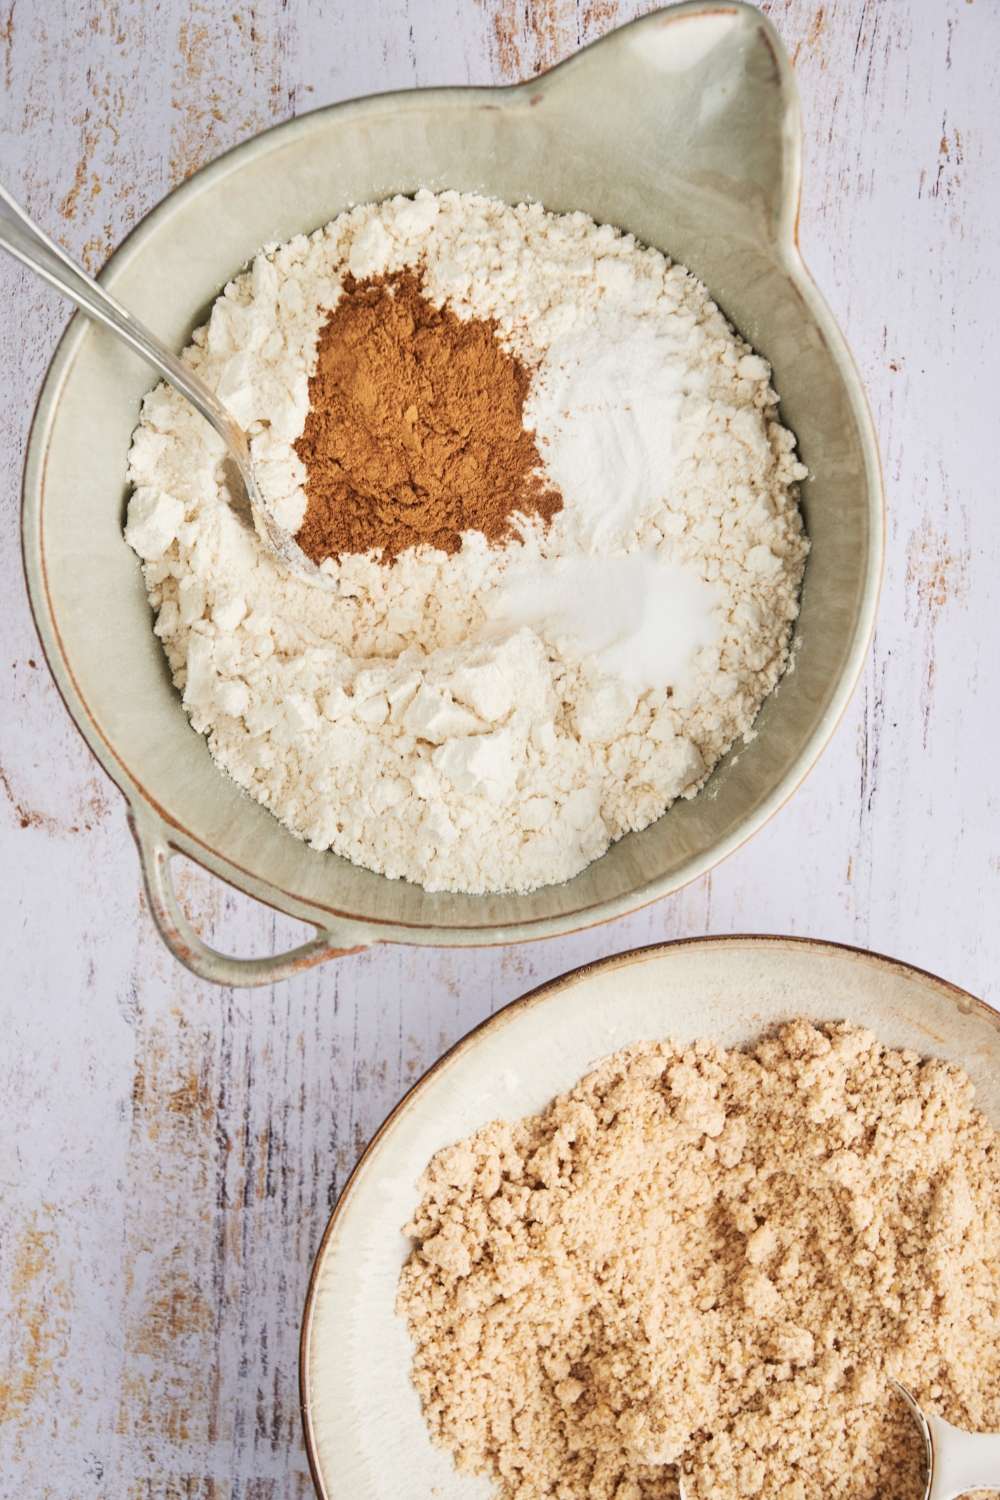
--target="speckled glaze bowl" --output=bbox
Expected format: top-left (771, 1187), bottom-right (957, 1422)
top-left (300, 936), bottom-right (1000, 1499)
top-left (22, 3), bottom-right (883, 985)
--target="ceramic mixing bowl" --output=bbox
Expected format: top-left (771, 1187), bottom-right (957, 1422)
top-left (22, 2), bottom-right (883, 985)
top-left (300, 936), bottom-right (999, 1498)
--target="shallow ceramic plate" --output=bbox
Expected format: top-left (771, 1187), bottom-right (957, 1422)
top-left (23, 3), bottom-right (883, 985)
top-left (300, 936), bottom-right (1000, 1500)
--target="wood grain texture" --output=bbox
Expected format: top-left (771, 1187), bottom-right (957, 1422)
top-left (1, 0), bottom-right (998, 1493)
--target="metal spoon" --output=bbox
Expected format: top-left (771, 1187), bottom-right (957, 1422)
top-left (0, 182), bottom-right (326, 584)
top-left (895, 1384), bottom-right (1000, 1500)
top-left (671, 1387), bottom-right (999, 1500)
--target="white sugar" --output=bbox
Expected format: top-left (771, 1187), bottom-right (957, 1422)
top-left (488, 550), bottom-right (719, 693)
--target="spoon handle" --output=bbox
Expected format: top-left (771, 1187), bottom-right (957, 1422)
top-left (895, 1383), bottom-right (1000, 1500)
top-left (928, 1414), bottom-right (1000, 1500)
top-left (0, 182), bottom-right (252, 474)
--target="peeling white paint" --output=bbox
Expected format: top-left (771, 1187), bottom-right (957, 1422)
top-left (1, 0), bottom-right (999, 1494)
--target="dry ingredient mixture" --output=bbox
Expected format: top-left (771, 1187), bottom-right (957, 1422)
top-left (125, 191), bottom-right (808, 894)
top-left (397, 1021), bottom-right (1000, 1500)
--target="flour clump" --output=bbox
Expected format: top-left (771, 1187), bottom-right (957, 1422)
top-left (125, 191), bottom-right (808, 894)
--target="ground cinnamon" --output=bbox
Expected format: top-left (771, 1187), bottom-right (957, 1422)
top-left (293, 269), bottom-right (561, 565)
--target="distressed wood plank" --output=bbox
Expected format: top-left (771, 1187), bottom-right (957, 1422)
top-left (1, 1), bottom-right (998, 1493)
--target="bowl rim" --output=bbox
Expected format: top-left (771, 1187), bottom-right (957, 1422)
top-left (20, 1), bottom-right (885, 972)
top-left (297, 932), bottom-right (999, 1500)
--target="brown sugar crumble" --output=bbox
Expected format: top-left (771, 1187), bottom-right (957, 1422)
top-left (293, 268), bottom-right (562, 565)
top-left (396, 1020), bottom-right (1000, 1500)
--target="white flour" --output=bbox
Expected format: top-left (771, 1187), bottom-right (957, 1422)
top-left (125, 191), bottom-right (809, 895)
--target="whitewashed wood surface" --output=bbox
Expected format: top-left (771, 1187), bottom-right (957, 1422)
top-left (0, 0), bottom-right (997, 1493)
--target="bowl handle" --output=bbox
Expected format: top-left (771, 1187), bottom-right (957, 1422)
top-left (128, 807), bottom-right (368, 986)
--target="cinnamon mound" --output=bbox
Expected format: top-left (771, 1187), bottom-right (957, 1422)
top-left (294, 269), bottom-right (561, 565)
